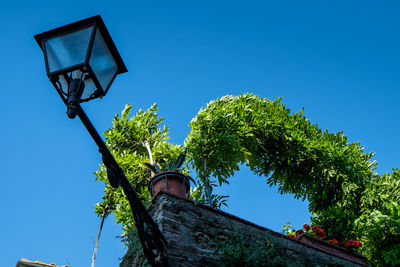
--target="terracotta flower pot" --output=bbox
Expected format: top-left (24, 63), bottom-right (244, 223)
top-left (296, 233), bottom-right (367, 266)
top-left (148, 171), bottom-right (190, 199)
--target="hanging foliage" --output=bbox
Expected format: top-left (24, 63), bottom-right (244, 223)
top-left (185, 93), bottom-right (400, 265)
top-left (185, 93), bottom-right (376, 213)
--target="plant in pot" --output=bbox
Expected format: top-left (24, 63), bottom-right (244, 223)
top-left (94, 104), bottom-right (198, 233)
top-left (144, 149), bottom-right (196, 199)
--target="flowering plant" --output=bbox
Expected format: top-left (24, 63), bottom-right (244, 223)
top-left (295, 229), bottom-right (304, 237)
top-left (282, 222), bottom-right (362, 251)
top-left (329, 239), bottom-right (339, 245)
top-left (343, 240), bottom-right (363, 249)
top-left (311, 225), bottom-right (326, 239)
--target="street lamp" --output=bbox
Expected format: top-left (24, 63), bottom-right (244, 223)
top-left (34, 15), bottom-right (127, 118)
top-left (34, 15), bottom-right (168, 266)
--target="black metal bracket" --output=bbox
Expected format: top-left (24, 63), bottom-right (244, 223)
top-left (79, 106), bottom-right (169, 267)
top-left (52, 80), bottom-right (169, 266)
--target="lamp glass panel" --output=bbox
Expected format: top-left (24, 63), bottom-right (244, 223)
top-left (81, 77), bottom-right (97, 100)
top-left (89, 29), bottom-right (118, 91)
top-left (44, 26), bottom-right (94, 74)
top-left (58, 74), bottom-right (69, 95)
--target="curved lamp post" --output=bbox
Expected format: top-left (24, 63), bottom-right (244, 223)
top-left (34, 15), bottom-right (168, 266)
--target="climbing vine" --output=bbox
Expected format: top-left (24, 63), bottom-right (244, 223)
top-left (185, 94), bottom-right (399, 265)
top-left (185, 94), bottom-right (376, 214)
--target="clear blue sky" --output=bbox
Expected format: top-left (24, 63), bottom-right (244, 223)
top-left (2, 1), bottom-right (400, 266)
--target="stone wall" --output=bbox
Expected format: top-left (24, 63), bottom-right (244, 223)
top-left (122, 193), bottom-right (367, 267)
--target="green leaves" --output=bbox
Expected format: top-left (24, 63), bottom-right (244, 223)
top-left (143, 148), bottom-right (188, 173)
top-left (95, 104), bottom-right (224, 235)
top-left (185, 93), bottom-right (376, 214)
top-left (142, 162), bottom-right (161, 173)
top-left (169, 149), bottom-right (186, 171)
top-left (354, 169), bottom-right (400, 265)
top-left (186, 93), bottom-right (398, 264)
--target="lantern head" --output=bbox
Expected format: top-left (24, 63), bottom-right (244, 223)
top-left (34, 15), bottom-right (127, 106)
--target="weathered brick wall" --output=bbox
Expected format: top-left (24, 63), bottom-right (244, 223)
top-left (122, 193), bottom-right (366, 267)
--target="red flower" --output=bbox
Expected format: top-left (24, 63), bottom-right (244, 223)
top-left (288, 234), bottom-right (295, 239)
top-left (353, 240), bottom-right (363, 248)
top-left (329, 239), bottom-right (339, 245)
top-left (319, 228), bottom-right (326, 239)
top-left (343, 240), bottom-right (362, 249)
top-left (312, 225), bottom-right (319, 234)
top-left (313, 227), bottom-right (326, 239)
top-left (296, 230), bottom-right (304, 237)
top-left (303, 224), bottom-right (311, 231)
